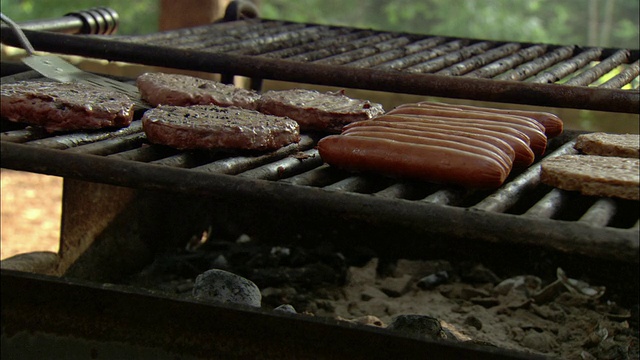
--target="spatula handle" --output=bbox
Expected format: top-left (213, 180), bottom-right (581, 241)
top-left (0, 12), bottom-right (36, 55)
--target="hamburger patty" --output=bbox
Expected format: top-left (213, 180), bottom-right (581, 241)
top-left (257, 89), bottom-right (385, 132)
top-left (136, 72), bottom-right (261, 110)
top-left (1, 81), bottom-right (135, 132)
top-left (142, 105), bottom-right (300, 151)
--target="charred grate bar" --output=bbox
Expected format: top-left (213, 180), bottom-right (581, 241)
top-left (1, 19), bottom-right (638, 112)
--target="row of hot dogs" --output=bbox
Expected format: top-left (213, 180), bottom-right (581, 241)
top-left (318, 101), bottom-right (564, 189)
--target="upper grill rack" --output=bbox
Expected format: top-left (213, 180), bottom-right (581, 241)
top-left (1, 19), bottom-right (638, 113)
top-left (121, 19), bottom-right (638, 87)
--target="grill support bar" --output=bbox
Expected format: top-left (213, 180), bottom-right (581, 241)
top-left (2, 141), bottom-right (638, 264)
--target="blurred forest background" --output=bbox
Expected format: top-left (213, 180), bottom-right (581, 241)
top-left (1, 0), bottom-right (638, 133)
top-left (1, 0), bottom-right (637, 47)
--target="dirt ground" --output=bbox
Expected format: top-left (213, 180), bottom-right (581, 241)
top-left (0, 169), bottom-right (62, 260)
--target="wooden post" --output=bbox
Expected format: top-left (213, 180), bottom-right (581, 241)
top-left (159, 0), bottom-right (231, 30)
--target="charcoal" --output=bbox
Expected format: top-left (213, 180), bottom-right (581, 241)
top-left (192, 269), bottom-right (262, 308)
top-left (417, 271), bottom-right (449, 290)
top-left (387, 314), bottom-right (447, 340)
top-left (274, 304), bottom-right (297, 314)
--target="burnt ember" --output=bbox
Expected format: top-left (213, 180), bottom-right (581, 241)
top-left (119, 234), bottom-right (639, 359)
top-left (125, 237), bottom-right (354, 310)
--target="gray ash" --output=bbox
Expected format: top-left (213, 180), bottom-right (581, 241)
top-left (124, 237), bottom-right (356, 311)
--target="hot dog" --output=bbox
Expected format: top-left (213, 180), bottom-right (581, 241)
top-left (389, 105), bottom-right (546, 134)
top-left (341, 126), bottom-right (514, 172)
top-left (317, 135), bottom-right (509, 188)
top-left (413, 101), bottom-right (563, 137)
top-left (342, 120), bottom-right (534, 167)
top-left (374, 113), bottom-right (547, 156)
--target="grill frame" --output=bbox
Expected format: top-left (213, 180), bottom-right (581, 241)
top-left (1, 131), bottom-right (638, 264)
top-left (1, 269), bottom-right (545, 360)
top-left (1, 19), bottom-right (638, 113)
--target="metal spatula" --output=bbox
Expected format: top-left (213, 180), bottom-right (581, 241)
top-left (1, 12), bottom-right (141, 101)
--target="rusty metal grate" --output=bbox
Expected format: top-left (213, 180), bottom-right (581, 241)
top-left (1, 84), bottom-right (638, 263)
top-left (1, 19), bottom-right (638, 112)
top-left (117, 19), bottom-right (638, 88)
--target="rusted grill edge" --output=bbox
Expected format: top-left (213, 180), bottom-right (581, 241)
top-left (1, 140), bottom-right (638, 263)
top-left (1, 24), bottom-right (638, 113)
top-left (1, 269), bottom-right (544, 360)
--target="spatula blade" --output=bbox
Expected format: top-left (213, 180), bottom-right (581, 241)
top-left (21, 54), bottom-right (143, 105)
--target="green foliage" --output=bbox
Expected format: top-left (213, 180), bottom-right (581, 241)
top-left (0, 0), bottom-right (158, 35)
top-left (1, 0), bottom-right (637, 47)
top-left (261, 0), bottom-right (639, 48)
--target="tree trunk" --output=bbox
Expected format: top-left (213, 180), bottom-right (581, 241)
top-left (588, 0), bottom-right (600, 46)
top-left (600, 0), bottom-right (616, 47)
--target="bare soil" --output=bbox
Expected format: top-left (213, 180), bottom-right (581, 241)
top-left (0, 169), bottom-right (62, 260)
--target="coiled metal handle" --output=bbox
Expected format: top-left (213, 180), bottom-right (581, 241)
top-left (7, 7), bottom-right (120, 35)
top-left (66, 7), bottom-right (119, 35)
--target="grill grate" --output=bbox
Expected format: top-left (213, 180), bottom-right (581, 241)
top-left (1, 96), bottom-right (638, 263)
top-left (1, 19), bottom-right (638, 112)
top-left (117, 19), bottom-right (638, 89)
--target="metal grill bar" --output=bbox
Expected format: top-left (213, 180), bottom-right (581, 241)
top-left (405, 41), bottom-right (494, 73)
top-left (24, 122), bottom-right (144, 150)
top-left (313, 36), bottom-right (410, 66)
top-left (237, 148), bottom-right (322, 180)
top-left (346, 37), bottom-right (447, 68)
top-left (186, 23), bottom-right (309, 52)
top-left (150, 153), bottom-right (202, 168)
top-left (523, 188), bottom-right (565, 218)
top-left (464, 45), bottom-right (548, 78)
top-left (323, 175), bottom-right (382, 192)
top-left (436, 43), bottom-right (522, 76)
top-left (192, 135), bottom-right (316, 175)
top-left (494, 46), bottom-right (576, 81)
top-left (0, 127), bottom-right (47, 143)
top-left (564, 49), bottom-right (630, 86)
top-left (148, 21), bottom-right (287, 49)
top-left (279, 164), bottom-right (342, 187)
top-left (226, 25), bottom-right (329, 55)
top-left (108, 144), bottom-right (178, 162)
top-left (472, 140), bottom-right (578, 213)
top-left (260, 28), bottom-right (364, 58)
top-left (374, 39), bottom-right (468, 71)
top-left (373, 182), bottom-right (425, 199)
top-left (287, 32), bottom-right (396, 63)
top-left (65, 132), bottom-right (146, 155)
top-left (579, 198), bottom-right (617, 227)
top-left (599, 60), bottom-right (640, 89)
top-left (530, 48), bottom-right (604, 84)
top-left (119, 19), bottom-right (263, 44)
top-left (422, 188), bottom-right (465, 206)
